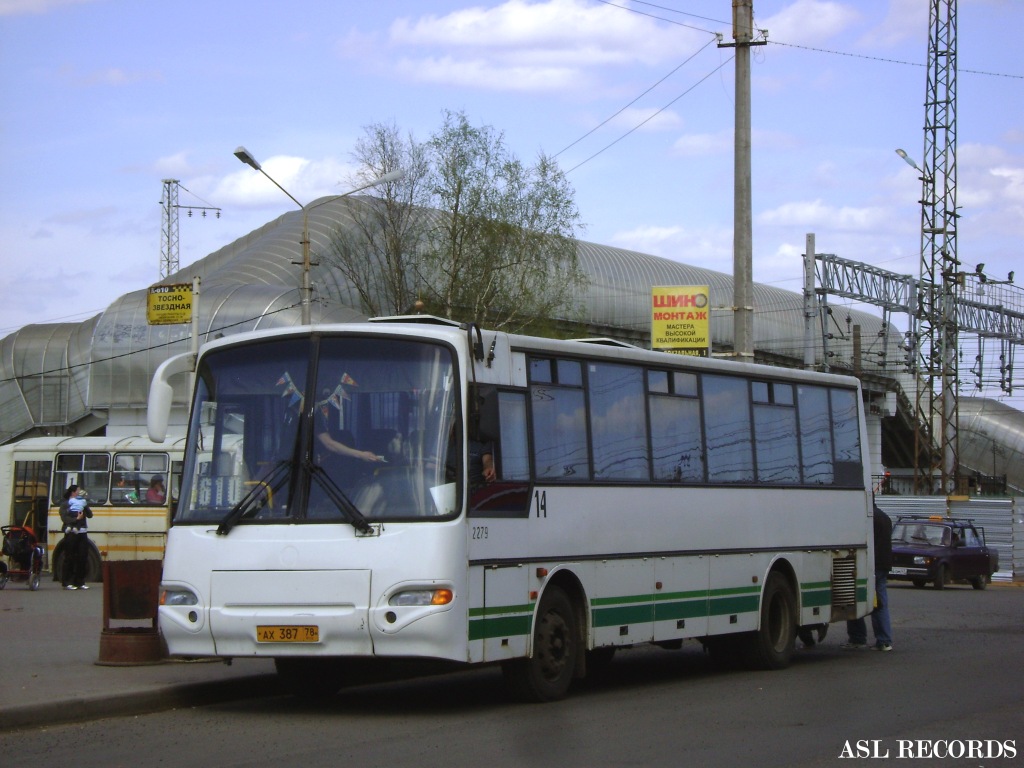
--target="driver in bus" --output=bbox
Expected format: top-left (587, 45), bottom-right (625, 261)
top-left (314, 407), bottom-right (386, 475)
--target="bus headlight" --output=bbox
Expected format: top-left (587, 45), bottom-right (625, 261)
top-left (160, 587), bottom-right (199, 606)
top-left (389, 588), bottom-right (453, 606)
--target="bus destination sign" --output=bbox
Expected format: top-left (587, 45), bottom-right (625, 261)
top-left (147, 284), bottom-right (193, 325)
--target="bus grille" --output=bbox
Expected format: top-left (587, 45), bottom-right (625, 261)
top-left (831, 556), bottom-right (857, 607)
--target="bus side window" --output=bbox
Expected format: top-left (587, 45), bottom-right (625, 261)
top-left (497, 391), bottom-right (530, 481)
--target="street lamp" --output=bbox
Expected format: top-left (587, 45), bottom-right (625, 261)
top-left (895, 148), bottom-right (920, 171)
top-left (234, 145), bottom-right (403, 324)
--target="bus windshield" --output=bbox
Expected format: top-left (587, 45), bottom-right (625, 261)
top-left (176, 335), bottom-right (459, 526)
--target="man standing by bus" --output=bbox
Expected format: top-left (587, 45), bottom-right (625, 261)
top-left (842, 504), bottom-right (893, 652)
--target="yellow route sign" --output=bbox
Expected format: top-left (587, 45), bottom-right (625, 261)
top-left (147, 283), bottom-right (193, 325)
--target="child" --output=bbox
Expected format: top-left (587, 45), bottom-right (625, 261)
top-left (65, 488), bottom-right (90, 530)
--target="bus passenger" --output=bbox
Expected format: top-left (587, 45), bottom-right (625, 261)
top-left (146, 475), bottom-right (166, 503)
top-left (468, 439), bottom-right (496, 490)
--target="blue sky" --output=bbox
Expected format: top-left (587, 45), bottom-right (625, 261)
top-left (1, 0), bottom-right (1021, 403)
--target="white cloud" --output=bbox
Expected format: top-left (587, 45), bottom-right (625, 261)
top-left (154, 152), bottom-right (194, 177)
top-left (393, 56), bottom-right (583, 92)
top-left (758, 199), bottom-right (888, 230)
top-left (755, 0), bottom-right (862, 46)
top-left (609, 107), bottom-right (684, 133)
top-left (672, 131), bottom-right (731, 156)
top-left (57, 64), bottom-right (163, 88)
top-left (387, 0), bottom-right (705, 92)
top-left (609, 223), bottom-right (731, 268)
top-left (0, 0), bottom-right (96, 16)
top-left (210, 155), bottom-right (360, 209)
top-left (858, 0), bottom-right (928, 49)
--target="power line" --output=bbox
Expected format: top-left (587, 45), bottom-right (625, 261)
top-left (592, 0), bottom-right (722, 34)
top-left (554, 37), bottom-right (719, 159)
top-left (564, 54), bottom-right (733, 174)
top-left (768, 40), bottom-right (1023, 79)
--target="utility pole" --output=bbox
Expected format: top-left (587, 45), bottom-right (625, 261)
top-left (913, 0), bottom-right (959, 495)
top-left (159, 179), bottom-right (221, 280)
top-left (160, 180), bottom-right (180, 280)
top-left (719, 0), bottom-right (765, 360)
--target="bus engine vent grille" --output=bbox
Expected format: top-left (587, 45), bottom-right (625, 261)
top-left (831, 556), bottom-right (857, 607)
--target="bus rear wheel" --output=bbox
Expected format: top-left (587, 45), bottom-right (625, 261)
top-left (503, 585), bottom-right (579, 702)
top-left (742, 571), bottom-right (797, 670)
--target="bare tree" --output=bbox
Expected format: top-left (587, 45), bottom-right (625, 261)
top-left (325, 111), bottom-right (586, 331)
top-left (327, 121), bottom-right (430, 316)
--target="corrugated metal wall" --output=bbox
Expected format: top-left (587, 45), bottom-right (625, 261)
top-left (876, 496), bottom-right (1022, 582)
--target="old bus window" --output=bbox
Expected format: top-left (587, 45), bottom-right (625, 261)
top-left (830, 388), bottom-right (862, 485)
top-left (753, 382), bottom-right (799, 484)
top-left (112, 452), bottom-right (170, 505)
top-left (702, 375), bottom-right (754, 483)
top-left (557, 360), bottom-right (583, 387)
top-left (648, 370), bottom-right (669, 394)
top-left (531, 386), bottom-right (587, 480)
top-left (673, 372), bottom-right (698, 397)
top-left (53, 453), bottom-right (111, 504)
top-left (530, 357), bottom-right (587, 481)
top-left (498, 391), bottom-right (530, 481)
top-left (530, 358), bottom-right (553, 384)
top-left (649, 380), bottom-right (704, 483)
top-left (798, 385), bottom-right (833, 484)
top-left (589, 362), bottom-right (648, 480)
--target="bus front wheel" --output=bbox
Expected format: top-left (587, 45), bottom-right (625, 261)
top-left (743, 571), bottom-right (797, 670)
top-left (503, 585), bottom-right (579, 702)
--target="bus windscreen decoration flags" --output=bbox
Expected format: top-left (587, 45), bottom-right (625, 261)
top-left (651, 286), bottom-right (710, 356)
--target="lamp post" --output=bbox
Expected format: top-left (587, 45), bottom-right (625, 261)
top-left (234, 146), bottom-right (403, 324)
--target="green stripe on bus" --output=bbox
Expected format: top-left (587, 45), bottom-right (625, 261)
top-left (592, 603), bottom-right (655, 627)
top-left (468, 603), bottom-right (534, 618)
top-left (470, 578), bottom-right (850, 641)
top-left (468, 614), bottom-right (532, 641)
top-left (708, 594), bottom-right (759, 616)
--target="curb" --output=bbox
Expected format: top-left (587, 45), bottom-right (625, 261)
top-left (0, 674), bottom-right (279, 734)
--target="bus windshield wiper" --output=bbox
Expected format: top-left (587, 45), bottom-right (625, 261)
top-left (217, 460), bottom-right (292, 536)
top-left (307, 461), bottom-right (374, 534)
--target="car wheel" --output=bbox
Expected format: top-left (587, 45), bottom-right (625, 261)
top-left (911, 579), bottom-right (926, 588)
top-left (931, 564), bottom-right (947, 590)
top-left (970, 576), bottom-right (987, 590)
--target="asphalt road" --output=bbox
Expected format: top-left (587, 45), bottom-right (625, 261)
top-left (4, 582), bottom-right (1021, 768)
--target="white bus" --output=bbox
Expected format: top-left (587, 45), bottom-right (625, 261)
top-left (0, 435), bottom-right (186, 582)
top-left (149, 317), bottom-right (874, 701)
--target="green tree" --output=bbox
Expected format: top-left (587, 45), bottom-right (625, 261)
top-left (325, 110), bottom-right (586, 331)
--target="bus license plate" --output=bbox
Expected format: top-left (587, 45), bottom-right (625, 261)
top-left (256, 625), bottom-right (320, 643)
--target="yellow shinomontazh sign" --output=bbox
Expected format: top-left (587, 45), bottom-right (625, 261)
top-left (651, 285), bottom-right (710, 356)
top-left (147, 283), bottom-right (193, 325)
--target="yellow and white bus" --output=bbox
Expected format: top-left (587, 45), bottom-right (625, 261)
top-left (0, 435), bottom-right (186, 581)
top-left (149, 316), bottom-right (874, 701)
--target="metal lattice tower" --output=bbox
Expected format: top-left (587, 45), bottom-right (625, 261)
top-left (913, 0), bottom-right (959, 495)
top-left (159, 179), bottom-right (222, 280)
top-left (160, 179), bottom-right (181, 279)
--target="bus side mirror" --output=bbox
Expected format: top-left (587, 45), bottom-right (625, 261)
top-left (147, 352), bottom-right (195, 442)
top-left (468, 384), bottom-right (500, 444)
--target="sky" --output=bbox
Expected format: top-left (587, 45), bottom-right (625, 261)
top-left (1, 0), bottom-right (1021, 405)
